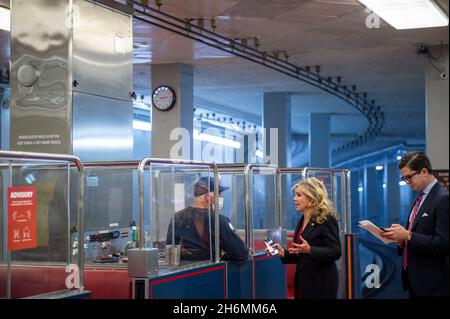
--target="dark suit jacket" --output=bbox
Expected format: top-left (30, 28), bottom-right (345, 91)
top-left (281, 213), bottom-right (341, 299)
top-left (400, 182), bottom-right (449, 297)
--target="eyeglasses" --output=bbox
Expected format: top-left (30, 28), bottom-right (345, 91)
top-left (400, 171), bottom-right (418, 182)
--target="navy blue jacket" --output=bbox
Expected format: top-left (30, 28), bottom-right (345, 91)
top-left (166, 207), bottom-right (249, 262)
top-left (400, 182), bottom-right (449, 297)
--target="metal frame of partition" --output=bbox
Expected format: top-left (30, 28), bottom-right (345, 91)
top-left (0, 150), bottom-right (85, 299)
top-left (138, 158), bottom-right (221, 262)
top-left (244, 164), bottom-right (280, 255)
top-left (300, 167), bottom-right (352, 233)
top-left (217, 163), bottom-right (281, 255)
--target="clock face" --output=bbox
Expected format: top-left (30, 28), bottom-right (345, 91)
top-left (152, 86), bottom-right (176, 111)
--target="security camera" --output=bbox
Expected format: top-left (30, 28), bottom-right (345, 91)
top-left (440, 72), bottom-right (448, 80)
top-left (416, 45), bottom-right (429, 56)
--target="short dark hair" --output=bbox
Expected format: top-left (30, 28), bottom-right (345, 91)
top-left (398, 151), bottom-right (433, 174)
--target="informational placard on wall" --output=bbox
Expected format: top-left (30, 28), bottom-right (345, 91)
top-left (433, 170), bottom-right (449, 191)
top-left (8, 186), bottom-right (37, 251)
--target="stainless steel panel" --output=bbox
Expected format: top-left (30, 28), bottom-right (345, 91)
top-left (127, 248), bottom-right (159, 278)
top-left (10, 0), bottom-right (71, 154)
top-left (1, 87), bottom-right (9, 150)
top-left (72, 92), bottom-right (133, 161)
top-left (72, 0), bottom-right (133, 101)
top-left (81, 168), bottom-right (133, 231)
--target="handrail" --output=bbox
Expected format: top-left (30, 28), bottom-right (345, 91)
top-left (0, 150), bottom-right (85, 297)
top-left (137, 158), bottom-right (220, 262)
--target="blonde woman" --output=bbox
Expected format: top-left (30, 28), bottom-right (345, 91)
top-left (270, 177), bottom-right (341, 299)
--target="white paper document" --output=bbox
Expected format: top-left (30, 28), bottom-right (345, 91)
top-left (358, 220), bottom-right (395, 244)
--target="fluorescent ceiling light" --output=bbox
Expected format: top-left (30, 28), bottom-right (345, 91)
top-left (375, 165), bottom-right (384, 171)
top-left (194, 130), bottom-right (241, 149)
top-left (359, 0), bottom-right (449, 30)
top-left (0, 7), bottom-right (10, 32)
top-left (133, 120), bottom-right (152, 132)
top-left (399, 181), bottom-right (407, 186)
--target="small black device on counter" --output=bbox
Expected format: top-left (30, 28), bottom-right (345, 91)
top-left (89, 231), bottom-right (120, 242)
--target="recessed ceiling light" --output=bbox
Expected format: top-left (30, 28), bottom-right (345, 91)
top-left (0, 6), bottom-right (10, 32)
top-left (358, 0), bottom-right (449, 30)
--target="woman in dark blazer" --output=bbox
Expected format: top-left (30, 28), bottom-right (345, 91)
top-left (271, 177), bottom-right (342, 299)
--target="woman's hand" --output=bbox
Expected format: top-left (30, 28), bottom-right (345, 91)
top-left (265, 243), bottom-right (285, 257)
top-left (288, 237), bottom-right (311, 255)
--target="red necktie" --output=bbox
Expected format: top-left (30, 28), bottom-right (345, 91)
top-left (402, 192), bottom-right (425, 270)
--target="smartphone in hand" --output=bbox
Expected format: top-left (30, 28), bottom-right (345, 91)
top-left (264, 239), bottom-right (279, 256)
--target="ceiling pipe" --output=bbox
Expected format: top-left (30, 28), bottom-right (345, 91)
top-left (122, 0), bottom-right (385, 153)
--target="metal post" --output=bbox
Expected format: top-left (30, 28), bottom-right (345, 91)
top-left (7, 162), bottom-right (12, 299)
top-left (276, 169), bottom-right (282, 229)
top-left (244, 165), bottom-right (253, 254)
top-left (231, 174), bottom-right (238, 227)
top-left (67, 163), bottom-right (71, 267)
top-left (138, 159), bottom-right (148, 249)
top-left (213, 170), bottom-right (220, 263)
top-left (78, 165), bottom-right (85, 291)
top-left (341, 170), bottom-right (347, 234)
top-left (346, 170), bottom-right (352, 233)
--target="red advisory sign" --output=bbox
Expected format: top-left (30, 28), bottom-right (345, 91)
top-left (8, 186), bottom-right (37, 251)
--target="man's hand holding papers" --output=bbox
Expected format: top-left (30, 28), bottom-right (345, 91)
top-left (358, 220), bottom-right (396, 244)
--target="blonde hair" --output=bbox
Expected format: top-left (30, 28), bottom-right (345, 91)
top-left (293, 177), bottom-right (339, 224)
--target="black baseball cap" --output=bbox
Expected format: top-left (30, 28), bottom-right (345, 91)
top-left (194, 176), bottom-right (229, 196)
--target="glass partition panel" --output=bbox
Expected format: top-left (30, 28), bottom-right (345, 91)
top-left (280, 168), bottom-right (352, 299)
top-left (217, 173), bottom-right (246, 247)
top-left (250, 167), bottom-right (278, 254)
top-left (148, 163), bottom-right (216, 270)
top-left (75, 166), bottom-right (135, 266)
top-left (280, 172), bottom-right (303, 231)
top-left (0, 160), bottom-right (76, 298)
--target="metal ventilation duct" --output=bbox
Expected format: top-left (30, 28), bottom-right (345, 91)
top-left (10, 0), bottom-right (134, 161)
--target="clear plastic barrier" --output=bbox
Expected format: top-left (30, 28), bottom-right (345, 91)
top-left (0, 157), bottom-right (82, 299)
top-left (77, 165), bottom-right (137, 266)
top-left (147, 163), bottom-right (217, 270)
top-left (217, 173), bottom-right (246, 243)
top-left (279, 167), bottom-right (351, 299)
top-left (246, 166), bottom-right (279, 255)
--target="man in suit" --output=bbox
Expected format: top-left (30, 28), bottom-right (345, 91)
top-left (382, 151), bottom-right (449, 298)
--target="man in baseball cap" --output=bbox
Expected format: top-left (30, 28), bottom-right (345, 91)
top-left (166, 176), bottom-right (248, 263)
top-left (194, 176), bottom-right (229, 197)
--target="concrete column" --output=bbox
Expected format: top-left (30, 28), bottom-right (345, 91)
top-left (262, 92), bottom-right (292, 167)
top-left (263, 92), bottom-right (291, 231)
top-left (364, 166), bottom-right (377, 222)
top-left (309, 114), bottom-right (330, 168)
top-left (426, 44), bottom-right (449, 169)
top-left (151, 63), bottom-right (193, 160)
top-left (386, 161), bottom-right (401, 225)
